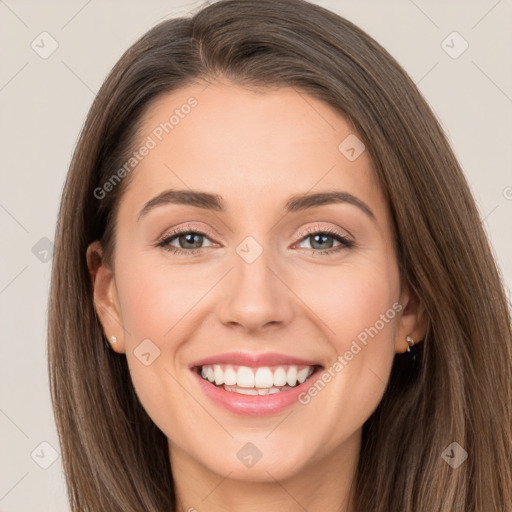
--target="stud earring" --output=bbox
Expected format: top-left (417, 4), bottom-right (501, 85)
top-left (110, 335), bottom-right (117, 344)
top-left (406, 335), bottom-right (415, 352)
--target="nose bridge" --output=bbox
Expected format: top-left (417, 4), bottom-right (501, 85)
top-left (218, 234), bottom-right (293, 331)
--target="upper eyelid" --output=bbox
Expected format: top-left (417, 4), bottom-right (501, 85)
top-left (160, 224), bottom-right (218, 241)
top-left (295, 224), bottom-right (352, 240)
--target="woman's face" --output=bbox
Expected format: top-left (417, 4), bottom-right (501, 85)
top-left (90, 81), bottom-right (424, 482)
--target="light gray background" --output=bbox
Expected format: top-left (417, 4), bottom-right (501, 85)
top-left (1, 1), bottom-right (511, 510)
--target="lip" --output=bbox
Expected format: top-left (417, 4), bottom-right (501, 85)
top-left (189, 351), bottom-right (323, 416)
top-left (191, 368), bottom-right (322, 416)
top-left (189, 351), bottom-right (322, 369)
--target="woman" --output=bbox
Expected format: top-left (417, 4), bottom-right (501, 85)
top-left (48, 0), bottom-right (512, 510)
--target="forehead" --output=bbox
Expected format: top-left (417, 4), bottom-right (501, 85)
top-left (120, 81), bottom-right (384, 218)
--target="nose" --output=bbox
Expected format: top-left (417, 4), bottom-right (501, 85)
top-left (217, 246), bottom-right (295, 334)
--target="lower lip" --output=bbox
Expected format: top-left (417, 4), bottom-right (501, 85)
top-left (191, 368), bottom-right (322, 416)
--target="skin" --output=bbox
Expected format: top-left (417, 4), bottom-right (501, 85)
top-left (87, 80), bottom-right (427, 512)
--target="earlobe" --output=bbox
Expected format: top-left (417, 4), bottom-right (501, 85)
top-left (394, 285), bottom-right (428, 354)
top-left (86, 241), bottom-right (125, 353)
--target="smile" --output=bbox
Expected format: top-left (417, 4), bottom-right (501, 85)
top-left (190, 352), bottom-right (324, 416)
top-left (197, 364), bottom-right (318, 395)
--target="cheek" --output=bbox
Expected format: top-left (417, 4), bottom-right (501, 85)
top-left (295, 258), bottom-right (399, 404)
top-left (113, 254), bottom-right (214, 402)
top-left (294, 263), bottom-right (399, 438)
top-left (296, 257), bottom-right (399, 346)
top-left (115, 256), bottom-right (206, 343)
top-left (114, 258), bottom-right (193, 439)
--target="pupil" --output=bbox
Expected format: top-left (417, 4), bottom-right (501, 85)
top-left (181, 233), bottom-right (203, 249)
top-left (311, 234), bottom-right (333, 250)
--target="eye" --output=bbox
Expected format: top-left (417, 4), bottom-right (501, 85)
top-left (294, 226), bottom-right (354, 255)
top-left (157, 226), bottom-right (217, 256)
top-left (156, 225), bottom-right (354, 257)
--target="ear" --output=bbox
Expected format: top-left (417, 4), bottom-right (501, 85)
top-left (86, 241), bottom-right (126, 353)
top-left (394, 283), bottom-right (428, 354)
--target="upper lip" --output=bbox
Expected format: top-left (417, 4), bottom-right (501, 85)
top-left (190, 351), bottom-right (323, 369)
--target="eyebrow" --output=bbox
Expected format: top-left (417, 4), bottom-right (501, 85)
top-left (137, 189), bottom-right (376, 222)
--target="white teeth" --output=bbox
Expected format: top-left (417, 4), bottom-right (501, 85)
top-left (232, 386), bottom-right (258, 395)
top-left (223, 366), bottom-right (237, 385)
top-left (286, 366), bottom-right (298, 387)
top-left (237, 366), bottom-right (255, 387)
top-left (273, 367), bottom-right (287, 386)
top-left (254, 367), bottom-right (274, 388)
top-left (223, 384), bottom-right (293, 395)
top-left (297, 367), bottom-right (310, 384)
top-left (214, 364), bottom-right (224, 385)
top-left (199, 364), bottom-right (317, 390)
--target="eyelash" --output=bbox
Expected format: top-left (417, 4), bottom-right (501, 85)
top-left (156, 225), bottom-right (354, 257)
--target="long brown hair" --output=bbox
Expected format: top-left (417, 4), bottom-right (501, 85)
top-left (48, 0), bottom-right (512, 510)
